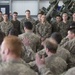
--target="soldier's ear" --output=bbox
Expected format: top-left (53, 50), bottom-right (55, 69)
top-left (5, 48), bottom-right (10, 55)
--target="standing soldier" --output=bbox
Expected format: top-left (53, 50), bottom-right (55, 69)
top-left (35, 13), bottom-right (42, 25)
top-left (0, 14), bottom-right (13, 35)
top-left (59, 12), bottom-right (70, 38)
top-left (11, 12), bottom-right (21, 35)
top-left (36, 14), bottom-right (52, 41)
top-left (20, 10), bottom-right (36, 33)
top-left (51, 15), bottom-right (62, 33)
top-left (0, 11), bottom-right (3, 22)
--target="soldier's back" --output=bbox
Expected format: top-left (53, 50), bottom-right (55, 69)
top-left (18, 32), bottom-right (41, 52)
top-left (0, 59), bottom-right (36, 75)
top-left (45, 55), bottom-right (67, 75)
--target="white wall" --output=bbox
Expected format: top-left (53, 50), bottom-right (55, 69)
top-left (11, 1), bottom-right (38, 15)
top-left (11, 0), bottom-right (64, 20)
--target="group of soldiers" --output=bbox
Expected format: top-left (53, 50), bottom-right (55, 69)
top-left (0, 9), bottom-right (75, 75)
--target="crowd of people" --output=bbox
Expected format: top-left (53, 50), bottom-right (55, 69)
top-left (0, 9), bottom-right (75, 75)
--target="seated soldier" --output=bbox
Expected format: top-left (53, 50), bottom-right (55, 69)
top-left (29, 40), bottom-right (67, 75)
top-left (18, 21), bottom-right (41, 53)
top-left (38, 32), bottom-right (72, 69)
top-left (60, 22), bottom-right (75, 45)
top-left (61, 22), bottom-right (75, 67)
top-left (0, 35), bottom-right (53, 75)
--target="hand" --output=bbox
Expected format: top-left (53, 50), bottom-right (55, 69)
top-left (35, 53), bottom-right (45, 68)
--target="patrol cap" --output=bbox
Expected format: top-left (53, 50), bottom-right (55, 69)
top-left (68, 22), bottom-right (75, 30)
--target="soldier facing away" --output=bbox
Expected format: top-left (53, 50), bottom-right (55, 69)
top-left (0, 35), bottom-right (54, 75)
top-left (18, 21), bottom-right (41, 53)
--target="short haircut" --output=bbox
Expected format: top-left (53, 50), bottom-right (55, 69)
top-left (8, 28), bottom-right (18, 36)
top-left (56, 15), bottom-right (61, 18)
top-left (3, 36), bottom-right (22, 56)
top-left (50, 32), bottom-right (62, 44)
top-left (24, 21), bottom-right (33, 30)
top-left (25, 10), bottom-right (30, 13)
top-left (3, 13), bottom-right (8, 16)
top-left (70, 29), bottom-right (75, 34)
top-left (13, 12), bottom-right (18, 14)
top-left (44, 39), bottom-right (58, 53)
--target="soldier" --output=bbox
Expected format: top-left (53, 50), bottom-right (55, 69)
top-left (51, 15), bottom-right (62, 33)
top-left (64, 67), bottom-right (75, 75)
top-left (59, 12), bottom-right (70, 38)
top-left (11, 12), bottom-right (21, 35)
top-left (20, 10), bottom-right (36, 33)
top-left (36, 14), bottom-right (52, 41)
top-left (18, 21), bottom-right (41, 53)
top-left (0, 14), bottom-right (13, 35)
top-left (0, 35), bottom-right (53, 75)
top-left (30, 40), bottom-right (67, 75)
top-left (72, 12), bottom-right (75, 22)
top-left (60, 22), bottom-right (75, 46)
top-left (0, 11), bottom-right (3, 22)
top-left (35, 13), bottom-right (42, 25)
top-left (38, 32), bottom-right (72, 69)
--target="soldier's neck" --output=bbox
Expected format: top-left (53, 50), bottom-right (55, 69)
top-left (41, 21), bottom-right (45, 24)
top-left (73, 18), bottom-right (75, 22)
top-left (6, 54), bottom-right (20, 63)
top-left (47, 52), bottom-right (54, 57)
top-left (13, 18), bottom-right (17, 21)
top-left (4, 20), bottom-right (8, 23)
top-left (25, 30), bottom-right (32, 33)
top-left (26, 17), bottom-right (30, 19)
top-left (63, 20), bottom-right (67, 23)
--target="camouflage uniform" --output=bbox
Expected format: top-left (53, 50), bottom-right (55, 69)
top-left (35, 20), bottom-right (40, 25)
top-left (18, 31), bottom-right (41, 52)
top-left (60, 37), bottom-right (69, 46)
top-left (0, 58), bottom-right (54, 75)
top-left (36, 21), bottom-right (52, 40)
top-left (29, 55), bottom-right (67, 75)
top-left (21, 45), bottom-right (35, 63)
top-left (0, 21), bottom-right (13, 35)
top-left (38, 45), bottom-right (73, 69)
top-left (20, 17), bottom-right (36, 33)
top-left (51, 22), bottom-right (60, 33)
top-left (45, 55), bottom-right (67, 75)
top-left (11, 20), bottom-right (21, 35)
top-left (64, 67), bottom-right (75, 75)
top-left (61, 38), bottom-right (75, 67)
top-left (0, 17), bottom-right (3, 22)
top-left (59, 21), bottom-right (70, 38)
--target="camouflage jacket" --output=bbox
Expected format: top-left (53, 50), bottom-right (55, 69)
top-left (0, 21), bottom-right (13, 35)
top-left (36, 21), bottom-right (52, 40)
top-left (20, 17), bottom-right (36, 33)
top-left (59, 21), bottom-right (70, 38)
top-left (18, 32), bottom-right (41, 52)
